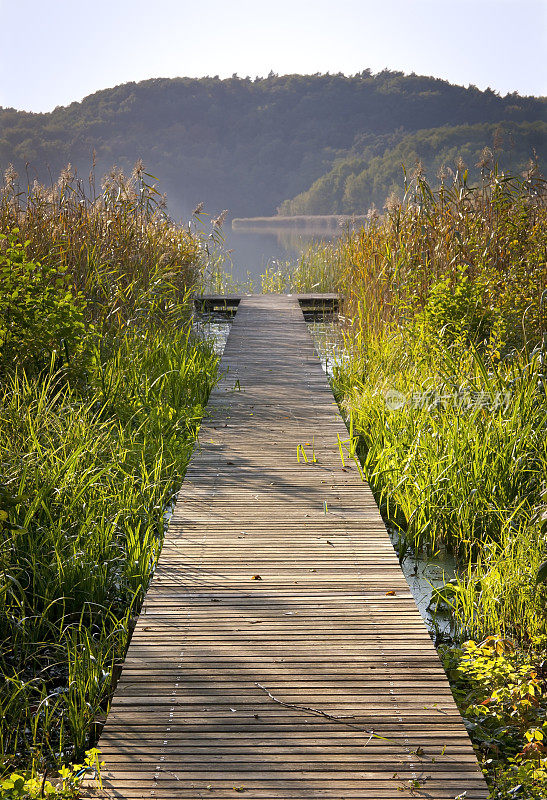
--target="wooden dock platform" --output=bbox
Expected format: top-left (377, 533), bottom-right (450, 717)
top-left (193, 294), bottom-right (340, 316)
top-left (97, 294), bottom-right (487, 799)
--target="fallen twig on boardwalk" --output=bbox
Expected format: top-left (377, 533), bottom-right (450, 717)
top-left (254, 681), bottom-right (387, 745)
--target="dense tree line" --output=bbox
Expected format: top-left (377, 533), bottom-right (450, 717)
top-left (279, 121), bottom-right (547, 214)
top-left (0, 71), bottom-right (545, 218)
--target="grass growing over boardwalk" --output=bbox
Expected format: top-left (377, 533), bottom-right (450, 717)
top-left (0, 167), bottom-right (218, 780)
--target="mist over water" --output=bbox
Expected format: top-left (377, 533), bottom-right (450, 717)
top-left (218, 226), bottom-right (341, 286)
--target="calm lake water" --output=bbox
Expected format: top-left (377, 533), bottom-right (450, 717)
top-left (217, 226), bottom-right (341, 285)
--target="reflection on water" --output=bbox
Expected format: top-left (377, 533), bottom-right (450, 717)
top-left (397, 544), bottom-right (457, 642)
top-left (307, 320), bottom-right (347, 375)
top-left (220, 226), bottom-right (343, 285)
top-left (193, 317), bottom-right (232, 356)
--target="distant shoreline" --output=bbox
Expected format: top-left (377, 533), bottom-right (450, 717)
top-left (231, 215), bottom-right (367, 232)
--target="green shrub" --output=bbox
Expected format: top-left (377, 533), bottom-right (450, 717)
top-left (0, 748), bottom-right (103, 799)
top-left (0, 232), bottom-right (86, 375)
top-left (443, 637), bottom-right (547, 799)
top-left (416, 264), bottom-right (493, 347)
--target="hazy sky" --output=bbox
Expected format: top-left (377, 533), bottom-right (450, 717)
top-left (1, 0), bottom-right (545, 112)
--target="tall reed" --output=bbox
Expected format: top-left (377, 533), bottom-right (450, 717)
top-left (260, 240), bottom-right (342, 293)
top-left (0, 166), bottom-right (218, 775)
top-left (0, 162), bottom-right (203, 328)
top-left (303, 165), bottom-right (547, 645)
top-left (334, 163), bottom-right (546, 344)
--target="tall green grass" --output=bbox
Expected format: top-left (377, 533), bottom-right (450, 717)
top-left (300, 164), bottom-right (547, 644)
top-left (333, 331), bottom-right (547, 640)
top-left (260, 240), bottom-right (341, 293)
top-left (1, 329), bottom-right (217, 769)
top-left (299, 166), bottom-right (547, 795)
top-left (0, 166), bottom-right (218, 776)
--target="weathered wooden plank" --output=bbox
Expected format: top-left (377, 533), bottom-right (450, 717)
top-left (94, 295), bottom-right (487, 800)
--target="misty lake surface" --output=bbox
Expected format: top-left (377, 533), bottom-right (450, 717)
top-left (218, 225), bottom-right (342, 286)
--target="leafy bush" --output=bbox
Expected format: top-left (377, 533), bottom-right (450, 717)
top-left (0, 232), bottom-right (86, 375)
top-left (416, 264), bottom-right (492, 347)
top-left (1, 749), bottom-right (103, 799)
top-left (443, 637), bottom-right (547, 799)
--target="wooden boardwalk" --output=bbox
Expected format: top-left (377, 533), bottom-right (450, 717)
top-left (97, 295), bottom-right (488, 799)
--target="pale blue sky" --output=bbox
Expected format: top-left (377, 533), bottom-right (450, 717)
top-left (0, 0), bottom-right (545, 112)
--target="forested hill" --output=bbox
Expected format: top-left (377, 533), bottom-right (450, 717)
top-left (1, 72), bottom-right (545, 218)
top-left (279, 121), bottom-right (547, 215)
